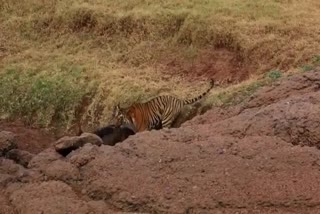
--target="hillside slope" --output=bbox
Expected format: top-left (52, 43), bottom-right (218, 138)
top-left (1, 68), bottom-right (320, 213)
top-left (1, 0), bottom-right (320, 131)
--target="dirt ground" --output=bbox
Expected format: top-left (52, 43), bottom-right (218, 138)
top-left (1, 69), bottom-right (320, 213)
top-left (162, 48), bottom-right (252, 83)
top-left (0, 121), bottom-right (55, 154)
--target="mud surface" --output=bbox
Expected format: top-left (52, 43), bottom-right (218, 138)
top-left (163, 48), bottom-right (252, 83)
top-left (0, 121), bottom-right (55, 154)
top-left (1, 69), bottom-right (320, 213)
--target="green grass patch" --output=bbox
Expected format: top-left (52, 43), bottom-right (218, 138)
top-left (299, 55), bottom-right (320, 72)
top-left (264, 69), bottom-right (282, 81)
top-left (205, 68), bottom-right (286, 109)
top-left (312, 55), bottom-right (320, 65)
top-left (0, 65), bottom-right (96, 128)
top-left (301, 64), bottom-right (314, 72)
top-left (216, 81), bottom-right (265, 107)
top-left (202, 79), bottom-right (264, 111)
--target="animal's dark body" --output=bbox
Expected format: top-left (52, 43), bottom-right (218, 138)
top-left (93, 124), bottom-right (135, 146)
top-left (78, 123), bottom-right (136, 146)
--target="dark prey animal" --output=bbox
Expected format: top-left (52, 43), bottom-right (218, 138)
top-left (78, 123), bottom-right (136, 146)
top-left (93, 124), bottom-right (136, 146)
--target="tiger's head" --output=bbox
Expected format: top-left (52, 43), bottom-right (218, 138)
top-left (112, 104), bottom-right (127, 125)
top-left (112, 104), bottom-right (136, 131)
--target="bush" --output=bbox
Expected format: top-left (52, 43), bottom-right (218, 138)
top-left (0, 65), bottom-right (96, 127)
top-left (265, 70), bottom-right (282, 81)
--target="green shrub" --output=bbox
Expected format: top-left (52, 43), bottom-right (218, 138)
top-left (265, 70), bottom-right (282, 81)
top-left (312, 55), bottom-right (320, 64)
top-left (0, 65), bottom-right (96, 127)
top-left (301, 64), bottom-right (314, 72)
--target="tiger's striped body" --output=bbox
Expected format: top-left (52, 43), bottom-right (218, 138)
top-left (112, 79), bottom-right (214, 133)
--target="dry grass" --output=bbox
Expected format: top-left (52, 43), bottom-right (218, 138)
top-left (0, 0), bottom-right (319, 131)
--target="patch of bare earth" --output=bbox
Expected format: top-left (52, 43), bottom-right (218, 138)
top-left (161, 48), bottom-right (253, 83)
top-left (0, 121), bottom-right (55, 154)
top-left (2, 69), bottom-right (320, 213)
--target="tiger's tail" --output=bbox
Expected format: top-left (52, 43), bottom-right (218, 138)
top-left (77, 120), bottom-right (84, 136)
top-left (183, 79), bottom-right (214, 105)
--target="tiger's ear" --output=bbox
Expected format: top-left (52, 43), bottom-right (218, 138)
top-left (116, 103), bottom-right (121, 110)
top-left (112, 103), bottom-right (121, 116)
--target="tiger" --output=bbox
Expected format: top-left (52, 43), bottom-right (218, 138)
top-left (112, 79), bottom-right (214, 133)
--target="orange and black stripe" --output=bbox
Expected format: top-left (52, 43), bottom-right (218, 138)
top-left (113, 79), bottom-right (214, 132)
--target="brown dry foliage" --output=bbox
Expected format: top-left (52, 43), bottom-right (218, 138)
top-left (0, 0), bottom-right (319, 131)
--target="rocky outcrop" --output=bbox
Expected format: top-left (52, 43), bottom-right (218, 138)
top-left (5, 149), bottom-right (34, 167)
top-left (54, 133), bottom-right (103, 156)
top-left (0, 131), bottom-right (17, 156)
top-left (0, 131), bottom-right (35, 168)
top-left (1, 70), bottom-right (320, 213)
top-left (54, 125), bottom-right (136, 156)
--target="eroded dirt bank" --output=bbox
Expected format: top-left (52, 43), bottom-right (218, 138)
top-left (1, 69), bottom-right (320, 213)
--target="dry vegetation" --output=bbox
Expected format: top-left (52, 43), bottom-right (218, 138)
top-left (0, 0), bottom-right (319, 132)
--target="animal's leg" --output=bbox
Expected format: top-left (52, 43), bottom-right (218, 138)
top-left (149, 115), bottom-right (163, 130)
top-left (161, 115), bottom-right (178, 128)
top-left (151, 121), bottom-right (162, 130)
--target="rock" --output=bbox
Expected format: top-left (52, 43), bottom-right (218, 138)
top-left (54, 133), bottom-right (103, 156)
top-left (42, 159), bottom-right (81, 181)
top-left (0, 173), bottom-right (14, 187)
top-left (54, 125), bottom-right (136, 157)
top-left (8, 181), bottom-right (111, 214)
top-left (79, 133), bottom-right (104, 146)
top-left (68, 143), bottom-right (100, 167)
top-left (0, 158), bottom-right (25, 176)
top-left (0, 194), bottom-right (15, 214)
top-left (0, 158), bottom-right (29, 187)
top-left (5, 149), bottom-right (34, 167)
top-left (2, 70), bottom-right (320, 213)
top-left (0, 131), bottom-right (17, 156)
top-left (28, 148), bottom-right (63, 169)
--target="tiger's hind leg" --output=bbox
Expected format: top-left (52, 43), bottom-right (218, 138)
top-left (150, 121), bottom-right (162, 130)
top-left (161, 105), bottom-right (182, 129)
top-left (161, 106), bottom-right (186, 129)
top-left (148, 115), bottom-right (163, 131)
top-left (161, 114), bottom-right (180, 129)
